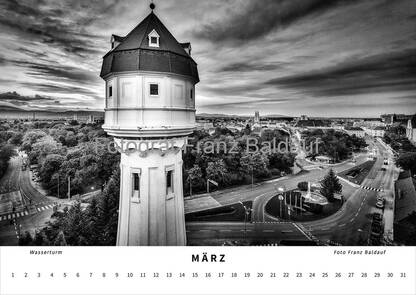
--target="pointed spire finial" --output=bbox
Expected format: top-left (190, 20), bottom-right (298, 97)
top-left (150, 1), bottom-right (155, 11)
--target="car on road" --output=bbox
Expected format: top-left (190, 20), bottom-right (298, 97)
top-left (371, 223), bottom-right (383, 234)
top-left (376, 200), bottom-right (384, 209)
top-left (373, 213), bottom-right (383, 222)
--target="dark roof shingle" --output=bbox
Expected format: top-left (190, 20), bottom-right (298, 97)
top-left (100, 12), bottom-right (199, 82)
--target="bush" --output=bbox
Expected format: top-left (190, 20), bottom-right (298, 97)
top-left (297, 181), bottom-right (309, 191)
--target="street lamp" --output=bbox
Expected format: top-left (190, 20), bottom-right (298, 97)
top-left (275, 185), bottom-right (285, 219)
top-left (239, 201), bottom-right (252, 240)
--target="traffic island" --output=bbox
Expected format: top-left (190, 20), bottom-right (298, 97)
top-left (265, 190), bottom-right (343, 222)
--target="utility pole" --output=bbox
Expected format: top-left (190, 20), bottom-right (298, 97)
top-left (251, 167), bottom-right (254, 190)
top-left (67, 176), bottom-right (71, 201)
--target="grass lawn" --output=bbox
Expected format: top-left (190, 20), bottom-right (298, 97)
top-left (338, 160), bottom-right (376, 185)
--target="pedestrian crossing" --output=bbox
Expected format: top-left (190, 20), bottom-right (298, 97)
top-left (0, 204), bottom-right (54, 221)
top-left (360, 185), bottom-right (383, 192)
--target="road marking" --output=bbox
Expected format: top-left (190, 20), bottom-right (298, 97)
top-left (16, 212), bottom-right (20, 217)
top-left (37, 208), bottom-right (41, 212)
top-left (339, 224), bottom-right (346, 227)
top-left (263, 230), bottom-right (274, 233)
top-left (350, 218), bottom-right (354, 222)
top-left (24, 211), bottom-right (28, 215)
top-left (198, 229), bottom-right (211, 232)
top-left (219, 229), bottom-right (232, 232)
top-left (12, 213), bottom-right (15, 218)
top-left (321, 227), bottom-right (330, 231)
top-left (40, 206), bottom-right (46, 210)
top-left (292, 223), bottom-right (313, 241)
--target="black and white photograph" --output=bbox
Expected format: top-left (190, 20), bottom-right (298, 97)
top-left (0, 0), bottom-right (415, 250)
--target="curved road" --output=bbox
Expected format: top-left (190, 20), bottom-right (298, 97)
top-left (186, 138), bottom-right (397, 246)
top-left (0, 155), bottom-right (53, 245)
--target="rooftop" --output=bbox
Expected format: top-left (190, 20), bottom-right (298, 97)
top-left (100, 11), bottom-right (199, 82)
top-left (395, 170), bottom-right (416, 222)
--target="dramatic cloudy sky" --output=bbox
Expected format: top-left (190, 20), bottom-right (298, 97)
top-left (0, 0), bottom-right (415, 116)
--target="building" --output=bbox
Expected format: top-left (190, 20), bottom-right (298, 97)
top-left (344, 126), bottom-right (365, 138)
top-left (374, 126), bottom-right (386, 137)
top-left (394, 170), bottom-right (416, 244)
top-left (294, 119), bottom-right (331, 129)
top-left (366, 126), bottom-right (386, 137)
top-left (254, 111), bottom-right (260, 123)
top-left (100, 4), bottom-right (199, 246)
top-left (381, 114), bottom-right (395, 125)
top-left (406, 115), bottom-right (416, 144)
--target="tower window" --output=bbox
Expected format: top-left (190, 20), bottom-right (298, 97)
top-left (166, 170), bottom-right (174, 194)
top-left (148, 29), bottom-right (160, 47)
top-left (150, 83), bottom-right (159, 96)
top-left (133, 173), bottom-right (140, 191)
top-left (132, 172), bottom-right (140, 201)
top-left (190, 89), bottom-right (193, 100)
top-left (109, 86), bottom-right (113, 97)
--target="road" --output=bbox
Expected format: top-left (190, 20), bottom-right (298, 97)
top-left (186, 222), bottom-right (312, 246)
top-left (186, 137), bottom-right (397, 246)
top-left (0, 155), bottom-right (53, 246)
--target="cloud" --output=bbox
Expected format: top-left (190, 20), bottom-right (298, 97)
top-left (193, 0), bottom-right (358, 44)
top-left (0, 91), bottom-right (55, 102)
top-left (11, 59), bottom-right (99, 85)
top-left (0, 0), bottom-right (118, 57)
top-left (19, 82), bottom-right (100, 98)
top-left (0, 91), bottom-right (57, 107)
top-left (265, 49), bottom-right (416, 97)
top-left (219, 61), bottom-right (287, 72)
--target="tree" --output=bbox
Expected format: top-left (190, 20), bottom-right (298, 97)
top-left (240, 152), bottom-right (269, 188)
top-left (206, 159), bottom-right (227, 185)
top-left (0, 144), bottom-right (16, 179)
top-left (297, 181), bottom-right (309, 191)
top-left (97, 168), bottom-right (120, 245)
top-left (320, 169), bottom-right (342, 202)
top-left (396, 152), bottom-right (416, 176)
top-left (20, 130), bottom-right (47, 152)
top-left (39, 154), bottom-right (65, 191)
top-left (18, 231), bottom-right (33, 246)
top-left (54, 231), bottom-right (67, 246)
top-left (187, 164), bottom-right (202, 196)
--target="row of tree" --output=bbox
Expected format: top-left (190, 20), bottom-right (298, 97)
top-left (20, 122), bottom-right (119, 197)
top-left (302, 129), bottom-right (367, 162)
top-left (183, 128), bottom-right (296, 195)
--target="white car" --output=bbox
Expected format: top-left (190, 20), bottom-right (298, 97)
top-left (376, 201), bottom-right (384, 209)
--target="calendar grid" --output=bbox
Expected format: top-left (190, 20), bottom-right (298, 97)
top-left (1, 247), bottom-right (415, 295)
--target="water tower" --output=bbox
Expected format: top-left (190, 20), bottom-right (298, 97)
top-left (100, 4), bottom-right (199, 246)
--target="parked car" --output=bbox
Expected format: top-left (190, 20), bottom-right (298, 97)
top-left (376, 201), bottom-right (384, 209)
top-left (373, 213), bottom-right (383, 221)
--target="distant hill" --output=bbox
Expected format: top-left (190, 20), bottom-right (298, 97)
top-left (196, 112), bottom-right (293, 119)
top-left (0, 102), bottom-right (104, 120)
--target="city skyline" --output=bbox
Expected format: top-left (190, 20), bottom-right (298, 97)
top-left (0, 0), bottom-right (415, 117)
